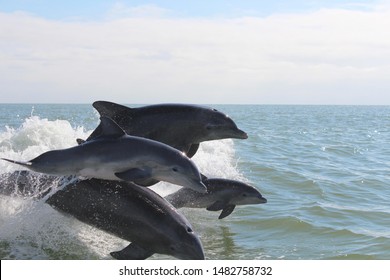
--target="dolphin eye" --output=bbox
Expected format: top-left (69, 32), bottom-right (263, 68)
top-left (242, 193), bottom-right (248, 197)
top-left (172, 167), bottom-right (179, 172)
top-left (212, 108), bottom-right (218, 112)
top-left (206, 125), bottom-right (212, 130)
top-left (187, 227), bottom-right (193, 233)
top-left (170, 246), bottom-right (176, 251)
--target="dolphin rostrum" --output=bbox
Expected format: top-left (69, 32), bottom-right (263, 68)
top-left (79, 101), bottom-right (248, 158)
top-left (46, 178), bottom-right (205, 260)
top-left (165, 176), bottom-right (267, 219)
top-left (2, 117), bottom-right (206, 193)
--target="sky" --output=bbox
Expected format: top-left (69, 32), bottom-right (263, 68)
top-left (1, 0), bottom-right (390, 104)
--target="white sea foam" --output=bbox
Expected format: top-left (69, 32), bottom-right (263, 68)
top-left (0, 116), bottom-right (91, 173)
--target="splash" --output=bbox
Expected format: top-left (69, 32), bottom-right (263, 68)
top-left (0, 116), bottom-right (243, 259)
top-left (0, 116), bottom-right (90, 173)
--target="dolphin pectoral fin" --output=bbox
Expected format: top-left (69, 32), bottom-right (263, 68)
top-left (219, 204), bottom-right (236, 219)
top-left (134, 178), bottom-right (160, 187)
top-left (206, 201), bottom-right (226, 211)
top-left (115, 168), bottom-right (151, 181)
top-left (110, 243), bottom-right (154, 260)
top-left (186, 143), bottom-right (200, 158)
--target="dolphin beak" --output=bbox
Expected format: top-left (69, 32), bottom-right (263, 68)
top-left (176, 232), bottom-right (205, 260)
top-left (188, 234), bottom-right (205, 260)
top-left (192, 245), bottom-right (205, 260)
top-left (190, 180), bottom-right (207, 193)
top-left (233, 128), bottom-right (248, 139)
top-left (259, 195), bottom-right (267, 203)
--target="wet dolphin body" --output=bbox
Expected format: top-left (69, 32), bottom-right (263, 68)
top-left (2, 117), bottom-right (206, 193)
top-left (0, 173), bottom-right (204, 259)
top-left (165, 176), bottom-right (267, 219)
top-left (80, 101), bottom-right (248, 158)
top-left (45, 178), bottom-right (205, 260)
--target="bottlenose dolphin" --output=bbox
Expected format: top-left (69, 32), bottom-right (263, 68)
top-left (2, 117), bottom-right (206, 193)
top-left (79, 101), bottom-right (248, 157)
top-left (0, 172), bottom-right (205, 259)
top-left (45, 178), bottom-right (205, 260)
top-left (165, 176), bottom-right (267, 219)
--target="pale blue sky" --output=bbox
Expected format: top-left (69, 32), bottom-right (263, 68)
top-left (1, 0), bottom-right (389, 104)
top-left (1, 0), bottom-right (378, 19)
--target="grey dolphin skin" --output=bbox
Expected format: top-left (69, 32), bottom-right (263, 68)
top-left (80, 101), bottom-right (248, 158)
top-left (46, 178), bottom-right (205, 260)
top-left (2, 117), bottom-right (206, 193)
top-left (165, 176), bottom-right (267, 219)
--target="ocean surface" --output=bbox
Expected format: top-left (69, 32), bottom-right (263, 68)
top-left (0, 104), bottom-right (389, 260)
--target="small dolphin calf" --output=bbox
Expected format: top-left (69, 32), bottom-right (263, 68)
top-left (165, 176), bottom-right (267, 219)
top-left (46, 178), bottom-right (205, 260)
top-left (81, 101), bottom-right (248, 157)
top-left (2, 117), bottom-right (206, 193)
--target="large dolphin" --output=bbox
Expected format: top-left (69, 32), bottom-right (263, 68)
top-left (80, 101), bottom-right (248, 157)
top-left (2, 117), bottom-right (206, 193)
top-left (165, 176), bottom-right (267, 219)
top-left (0, 173), bottom-right (205, 259)
top-left (47, 178), bottom-right (205, 260)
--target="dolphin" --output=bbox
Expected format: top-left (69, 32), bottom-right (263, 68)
top-left (45, 178), bottom-right (205, 260)
top-left (0, 172), bottom-right (205, 259)
top-left (165, 176), bottom-right (267, 219)
top-left (79, 101), bottom-right (248, 157)
top-left (2, 117), bottom-right (206, 193)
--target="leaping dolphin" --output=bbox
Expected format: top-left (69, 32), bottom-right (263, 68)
top-left (79, 101), bottom-right (248, 157)
top-left (2, 117), bottom-right (206, 193)
top-left (0, 173), bottom-right (205, 259)
top-left (46, 178), bottom-right (205, 260)
top-left (165, 176), bottom-right (267, 219)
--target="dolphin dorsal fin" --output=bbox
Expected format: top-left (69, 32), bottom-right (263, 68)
top-left (93, 101), bottom-right (133, 119)
top-left (99, 116), bottom-right (126, 138)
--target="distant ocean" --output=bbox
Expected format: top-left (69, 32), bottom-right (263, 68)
top-left (0, 104), bottom-right (389, 260)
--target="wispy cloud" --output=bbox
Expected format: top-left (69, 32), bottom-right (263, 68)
top-left (1, 3), bottom-right (390, 104)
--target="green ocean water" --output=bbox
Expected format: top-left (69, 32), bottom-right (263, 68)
top-left (0, 104), bottom-right (389, 259)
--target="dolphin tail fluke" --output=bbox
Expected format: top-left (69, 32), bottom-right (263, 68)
top-left (2, 158), bottom-right (32, 167)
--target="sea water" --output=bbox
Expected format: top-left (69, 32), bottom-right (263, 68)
top-left (0, 104), bottom-right (389, 260)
